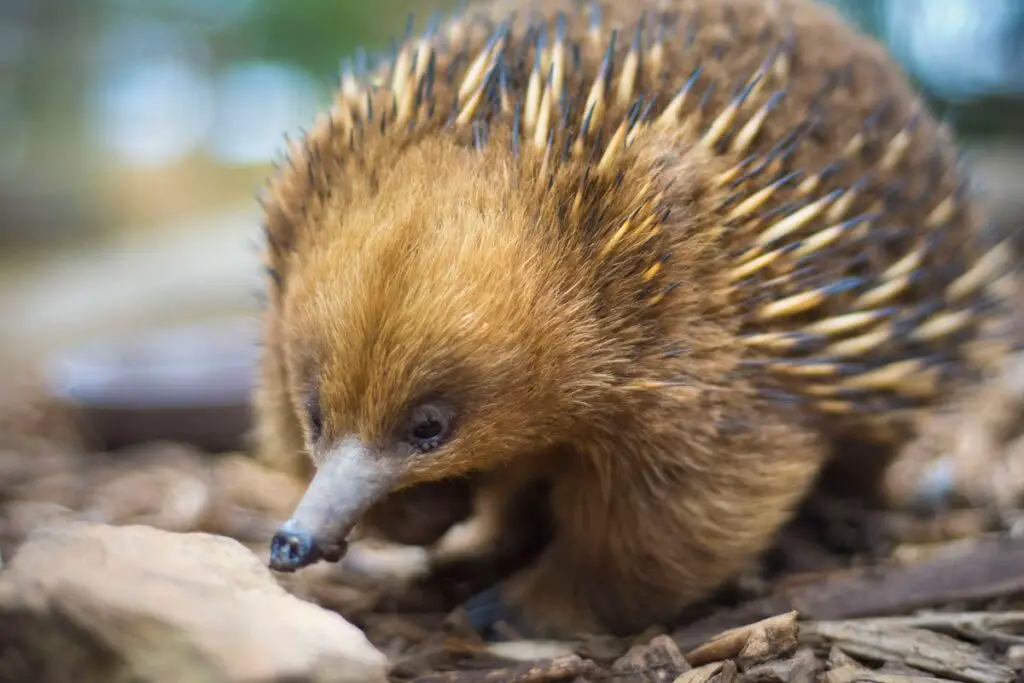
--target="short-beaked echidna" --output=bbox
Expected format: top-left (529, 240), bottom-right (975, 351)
top-left (255, 0), bottom-right (1021, 637)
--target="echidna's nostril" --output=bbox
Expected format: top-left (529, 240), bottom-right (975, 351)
top-left (268, 525), bottom-right (320, 572)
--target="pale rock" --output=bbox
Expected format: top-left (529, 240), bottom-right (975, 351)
top-left (0, 521), bottom-right (389, 683)
top-left (79, 443), bottom-right (212, 532)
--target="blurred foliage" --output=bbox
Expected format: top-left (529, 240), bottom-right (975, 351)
top-left (0, 0), bottom-right (1022, 251)
top-left (234, 0), bottom-right (463, 85)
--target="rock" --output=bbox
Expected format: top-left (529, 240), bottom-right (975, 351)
top-left (610, 635), bottom-right (690, 683)
top-left (0, 521), bottom-right (389, 683)
top-left (80, 443), bottom-right (212, 532)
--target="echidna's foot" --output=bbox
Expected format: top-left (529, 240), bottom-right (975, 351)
top-left (460, 585), bottom-right (534, 640)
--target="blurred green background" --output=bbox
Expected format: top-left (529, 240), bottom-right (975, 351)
top-left (1, 0), bottom-right (1022, 368)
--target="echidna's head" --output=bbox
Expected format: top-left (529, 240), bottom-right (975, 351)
top-left (267, 137), bottom-right (621, 571)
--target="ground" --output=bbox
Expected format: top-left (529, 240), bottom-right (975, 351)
top-left (0, 351), bottom-right (1022, 683)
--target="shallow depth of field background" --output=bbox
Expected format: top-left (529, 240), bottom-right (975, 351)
top-left (0, 0), bottom-right (1022, 431)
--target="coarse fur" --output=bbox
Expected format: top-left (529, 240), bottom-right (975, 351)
top-left (253, 0), bottom-right (1020, 636)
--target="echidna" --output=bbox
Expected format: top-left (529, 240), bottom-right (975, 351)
top-left (255, 0), bottom-right (1020, 637)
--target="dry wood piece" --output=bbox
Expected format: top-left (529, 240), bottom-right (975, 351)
top-left (674, 661), bottom-right (738, 683)
top-left (485, 641), bottom-right (581, 663)
top-left (611, 635), bottom-right (691, 683)
top-left (410, 655), bottom-right (600, 683)
top-left (739, 648), bottom-right (819, 683)
top-left (1005, 645), bottom-right (1024, 670)
top-left (826, 665), bottom-right (956, 683)
top-left (784, 536), bottom-right (1024, 620)
top-left (683, 612), bottom-right (799, 668)
top-left (830, 612), bottom-right (1024, 646)
top-left (804, 621), bottom-right (1015, 683)
top-left (672, 535), bottom-right (1024, 652)
top-left (826, 647), bottom-right (862, 670)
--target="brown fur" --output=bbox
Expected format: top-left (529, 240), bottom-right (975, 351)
top-left (253, 0), bottom-right (1019, 636)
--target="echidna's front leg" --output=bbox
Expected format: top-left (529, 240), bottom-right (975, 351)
top-left (476, 403), bottom-right (831, 638)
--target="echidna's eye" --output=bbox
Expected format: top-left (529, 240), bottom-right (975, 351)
top-left (407, 403), bottom-right (453, 453)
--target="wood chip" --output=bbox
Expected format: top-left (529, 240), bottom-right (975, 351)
top-left (674, 661), bottom-right (738, 683)
top-left (785, 536), bottom-right (1024, 621)
top-left (830, 611), bottom-right (1024, 646)
top-left (739, 648), bottom-right (819, 683)
top-left (825, 665), bottom-right (955, 683)
top-left (804, 621), bottom-right (1015, 683)
top-left (673, 535), bottom-right (1024, 651)
top-left (684, 612), bottom-right (799, 668)
top-left (827, 646), bottom-right (862, 670)
top-left (611, 634), bottom-right (691, 682)
top-left (410, 655), bottom-right (600, 683)
top-left (486, 641), bottom-right (580, 662)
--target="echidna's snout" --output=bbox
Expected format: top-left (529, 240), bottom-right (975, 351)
top-left (267, 437), bottom-right (398, 573)
top-left (269, 522), bottom-right (330, 572)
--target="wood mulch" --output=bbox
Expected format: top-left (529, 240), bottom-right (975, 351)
top-left (1, 364), bottom-right (1022, 683)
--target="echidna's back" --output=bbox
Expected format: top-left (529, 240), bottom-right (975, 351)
top-left (460, 0), bottom-right (1018, 441)
top-left (272, 0), bottom-right (1020, 444)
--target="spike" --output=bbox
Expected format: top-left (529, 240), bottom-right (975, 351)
top-left (711, 155), bottom-right (757, 190)
top-left (926, 195), bottom-right (956, 228)
top-left (456, 83), bottom-right (486, 126)
top-left (647, 21), bottom-right (665, 79)
top-left (822, 326), bottom-right (892, 358)
top-left (730, 89), bottom-right (785, 154)
top-left (582, 31), bottom-right (616, 133)
top-left (701, 74), bottom-right (761, 151)
top-left (815, 400), bottom-right (856, 415)
top-left (741, 331), bottom-right (822, 353)
top-left (617, 18), bottom-right (643, 107)
top-left (391, 33), bottom-right (414, 101)
top-left (413, 39), bottom-right (434, 87)
top-left (538, 128), bottom-right (555, 179)
top-left (626, 97), bottom-right (657, 146)
top-left (853, 273), bottom-right (915, 309)
top-left (459, 25), bottom-right (503, 104)
top-left (724, 170), bottom-right (799, 223)
top-left (497, 61), bottom-right (512, 113)
top-left (803, 309), bottom-right (895, 337)
top-left (533, 84), bottom-right (553, 149)
top-left (551, 13), bottom-right (567, 108)
top-left (600, 213), bottom-right (637, 259)
top-left (840, 359), bottom-right (923, 391)
top-left (642, 261), bottom-right (662, 282)
top-left (755, 276), bottom-right (865, 322)
top-left (727, 242), bottom-right (796, 283)
top-left (947, 240), bottom-right (1013, 302)
top-left (655, 65), bottom-right (702, 131)
top-left (597, 116), bottom-right (630, 174)
top-left (909, 309), bottom-right (973, 343)
top-left (573, 103), bottom-right (596, 157)
top-left (756, 188), bottom-right (842, 247)
top-left (791, 213), bottom-right (878, 260)
top-left (764, 361), bottom-right (843, 379)
top-left (524, 38), bottom-right (544, 132)
top-left (879, 115), bottom-right (917, 172)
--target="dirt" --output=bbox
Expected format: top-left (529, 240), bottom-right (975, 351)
top-left (0, 359), bottom-right (1022, 683)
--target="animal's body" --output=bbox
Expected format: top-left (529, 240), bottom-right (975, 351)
top-left (254, 0), bottom-right (1019, 637)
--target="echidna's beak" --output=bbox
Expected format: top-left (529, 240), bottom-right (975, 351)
top-left (268, 437), bottom-right (396, 572)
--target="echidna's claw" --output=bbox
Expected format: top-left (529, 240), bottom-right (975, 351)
top-left (461, 585), bottom-right (533, 640)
